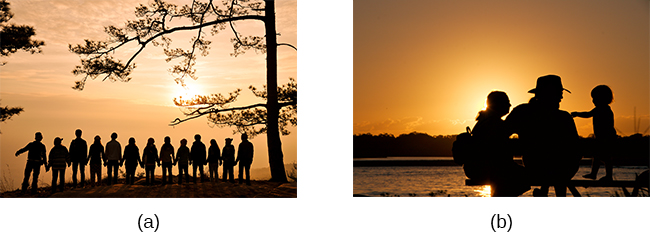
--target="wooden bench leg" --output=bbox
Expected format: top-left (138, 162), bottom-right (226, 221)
top-left (568, 185), bottom-right (581, 197)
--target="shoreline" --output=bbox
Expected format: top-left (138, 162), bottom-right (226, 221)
top-left (353, 157), bottom-right (649, 167)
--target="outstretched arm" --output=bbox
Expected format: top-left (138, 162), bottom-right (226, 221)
top-left (15, 143), bottom-right (30, 156)
top-left (571, 108), bottom-right (594, 118)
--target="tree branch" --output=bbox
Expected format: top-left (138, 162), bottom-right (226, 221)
top-left (170, 102), bottom-right (267, 126)
top-left (277, 43), bottom-right (296, 50)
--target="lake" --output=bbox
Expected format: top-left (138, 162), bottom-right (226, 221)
top-left (353, 157), bottom-right (648, 197)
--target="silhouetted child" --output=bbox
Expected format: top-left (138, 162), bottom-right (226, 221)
top-left (571, 85), bottom-right (616, 181)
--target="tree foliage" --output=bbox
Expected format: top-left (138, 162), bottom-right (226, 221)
top-left (172, 78), bottom-right (296, 137)
top-left (69, 0), bottom-right (271, 90)
top-left (0, 0), bottom-right (45, 65)
top-left (354, 132), bottom-right (456, 158)
top-left (0, 101), bottom-right (23, 123)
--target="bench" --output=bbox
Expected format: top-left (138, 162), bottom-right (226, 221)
top-left (465, 178), bottom-right (644, 197)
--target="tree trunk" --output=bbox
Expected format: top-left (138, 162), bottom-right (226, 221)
top-left (265, 0), bottom-right (287, 182)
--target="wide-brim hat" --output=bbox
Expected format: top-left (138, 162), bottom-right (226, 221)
top-left (528, 74), bottom-right (571, 94)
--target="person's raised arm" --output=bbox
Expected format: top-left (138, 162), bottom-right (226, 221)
top-left (571, 108), bottom-right (594, 118)
top-left (15, 143), bottom-right (30, 156)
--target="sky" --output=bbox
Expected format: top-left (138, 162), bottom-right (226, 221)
top-left (1, 0), bottom-right (297, 189)
top-left (354, 0), bottom-right (649, 137)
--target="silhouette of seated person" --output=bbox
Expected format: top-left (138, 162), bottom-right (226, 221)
top-left (505, 75), bottom-right (581, 197)
top-left (464, 91), bottom-right (529, 196)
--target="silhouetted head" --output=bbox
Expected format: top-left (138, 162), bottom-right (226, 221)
top-left (164, 136), bottom-right (171, 144)
top-left (486, 91), bottom-right (511, 117)
top-left (111, 132), bottom-right (118, 140)
top-left (181, 138), bottom-right (188, 146)
top-left (54, 137), bottom-right (63, 146)
top-left (194, 134), bottom-right (201, 141)
top-left (34, 132), bottom-right (43, 142)
top-left (75, 129), bottom-right (82, 138)
top-left (591, 85), bottom-right (613, 106)
top-left (147, 137), bottom-right (155, 146)
top-left (210, 139), bottom-right (217, 146)
top-left (129, 137), bottom-right (136, 145)
top-left (94, 135), bottom-right (101, 144)
top-left (225, 138), bottom-right (233, 145)
top-left (241, 133), bottom-right (248, 141)
top-left (529, 75), bottom-right (569, 108)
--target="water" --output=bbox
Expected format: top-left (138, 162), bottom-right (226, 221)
top-left (353, 158), bottom-right (648, 197)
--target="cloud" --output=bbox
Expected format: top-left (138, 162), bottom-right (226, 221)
top-left (354, 117), bottom-right (444, 135)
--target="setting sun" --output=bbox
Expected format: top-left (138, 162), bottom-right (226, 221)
top-left (174, 84), bottom-right (203, 101)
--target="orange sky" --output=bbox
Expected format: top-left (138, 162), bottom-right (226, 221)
top-left (1, 0), bottom-right (296, 189)
top-left (354, 0), bottom-right (649, 137)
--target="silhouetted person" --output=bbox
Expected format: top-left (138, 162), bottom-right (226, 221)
top-left (236, 133), bottom-right (254, 185)
top-left (105, 132), bottom-right (122, 185)
top-left (207, 139), bottom-right (221, 182)
top-left (48, 137), bottom-right (70, 193)
top-left (15, 132), bottom-right (47, 194)
top-left (222, 138), bottom-right (236, 183)
top-left (160, 136), bottom-right (175, 185)
top-left (467, 91), bottom-right (529, 196)
top-left (69, 129), bottom-right (88, 188)
top-left (87, 135), bottom-right (105, 186)
top-left (175, 138), bottom-right (191, 184)
top-left (506, 75), bottom-right (581, 197)
top-left (572, 85), bottom-right (617, 181)
top-left (142, 137), bottom-right (159, 185)
top-left (190, 134), bottom-right (207, 183)
top-left (121, 137), bottom-right (141, 184)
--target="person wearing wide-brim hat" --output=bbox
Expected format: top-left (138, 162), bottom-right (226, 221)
top-left (505, 74), bottom-right (581, 197)
top-left (527, 74), bottom-right (571, 94)
top-left (221, 138), bottom-right (236, 182)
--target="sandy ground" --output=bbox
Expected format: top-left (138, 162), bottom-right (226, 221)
top-left (0, 175), bottom-right (296, 198)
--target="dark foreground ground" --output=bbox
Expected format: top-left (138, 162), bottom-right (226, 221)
top-left (0, 175), bottom-right (297, 198)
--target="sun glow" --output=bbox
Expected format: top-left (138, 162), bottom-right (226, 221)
top-left (174, 85), bottom-right (203, 101)
top-left (475, 185), bottom-right (492, 197)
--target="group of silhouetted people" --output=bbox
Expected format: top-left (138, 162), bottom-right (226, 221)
top-left (15, 130), bottom-right (254, 194)
top-left (461, 74), bottom-right (616, 197)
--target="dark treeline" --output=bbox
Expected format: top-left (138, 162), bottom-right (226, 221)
top-left (353, 132), bottom-right (455, 158)
top-left (354, 132), bottom-right (649, 165)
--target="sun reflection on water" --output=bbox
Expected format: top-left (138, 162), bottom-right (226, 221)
top-left (475, 185), bottom-right (491, 197)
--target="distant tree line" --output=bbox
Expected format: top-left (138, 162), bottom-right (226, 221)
top-left (353, 132), bottom-right (455, 158)
top-left (354, 132), bottom-right (649, 165)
